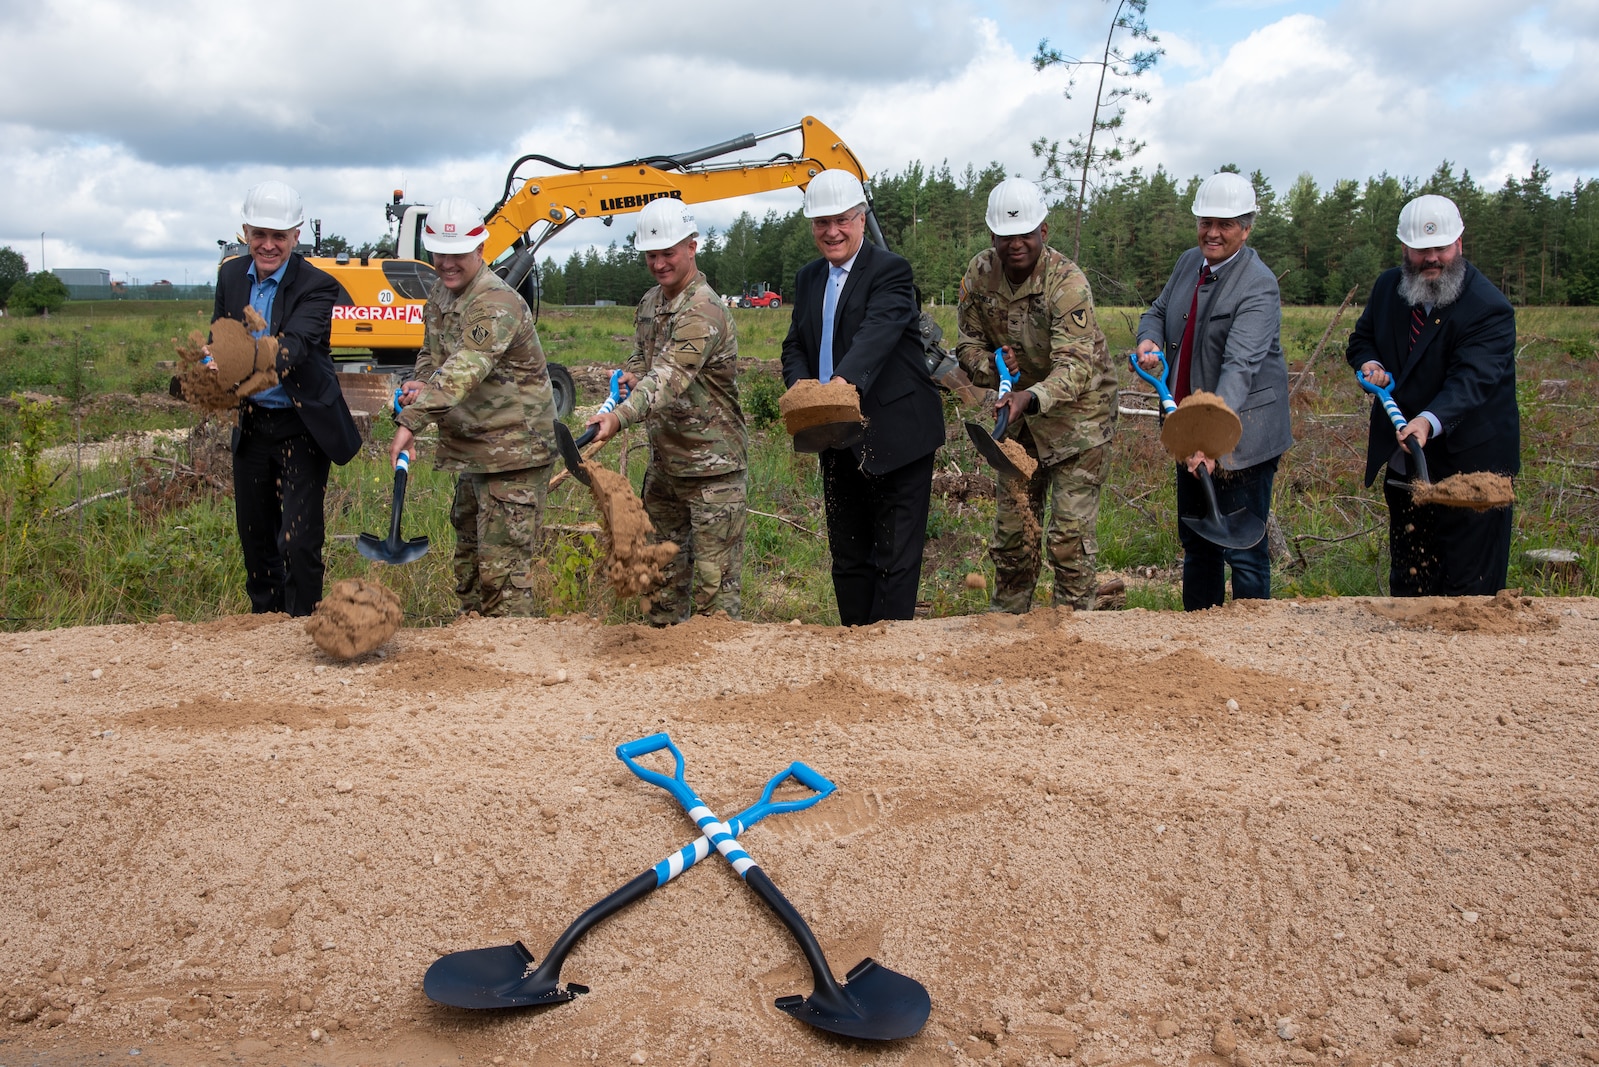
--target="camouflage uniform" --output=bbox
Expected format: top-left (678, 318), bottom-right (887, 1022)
top-left (398, 262), bottom-right (557, 617)
top-left (956, 246), bottom-right (1117, 612)
top-left (612, 270), bottom-right (746, 625)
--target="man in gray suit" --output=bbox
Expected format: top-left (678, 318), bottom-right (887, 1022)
top-left (1136, 171), bottom-right (1292, 610)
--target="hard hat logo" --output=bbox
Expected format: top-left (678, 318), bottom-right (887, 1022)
top-left (1423, 222), bottom-right (1437, 235)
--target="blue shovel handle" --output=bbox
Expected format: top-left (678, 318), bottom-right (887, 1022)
top-left (573, 369), bottom-right (628, 449)
top-left (1355, 369), bottom-right (1410, 436)
top-left (1127, 349), bottom-right (1177, 416)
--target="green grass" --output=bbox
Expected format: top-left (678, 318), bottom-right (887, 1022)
top-left (2, 302), bottom-right (1595, 630)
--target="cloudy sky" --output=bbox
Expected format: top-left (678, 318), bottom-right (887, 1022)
top-left (3, 0), bottom-right (1593, 285)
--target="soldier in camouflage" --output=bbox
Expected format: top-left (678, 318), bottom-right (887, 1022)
top-left (391, 197), bottom-right (557, 618)
top-left (587, 198), bottom-right (747, 625)
top-left (956, 179), bottom-right (1118, 612)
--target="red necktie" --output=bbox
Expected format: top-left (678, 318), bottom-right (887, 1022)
top-left (1408, 305), bottom-right (1425, 355)
top-left (1175, 264), bottom-right (1212, 403)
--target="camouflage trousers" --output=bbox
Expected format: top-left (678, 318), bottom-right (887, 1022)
top-left (640, 466), bottom-right (746, 626)
top-left (451, 465), bottom-right (551, 617)
top-left (991, 441), bottom-right (1109, 613)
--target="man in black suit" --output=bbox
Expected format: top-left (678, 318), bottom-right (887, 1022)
top-left (779, 170), bottom-right (944, 625)
top-left (214, 181), bottom-right (361, 615)
top-left (1346, 194), bottom-right (1520, 596)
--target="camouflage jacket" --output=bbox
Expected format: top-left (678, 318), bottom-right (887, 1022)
top-left (956, 246), bottom-right (1117, 465)
top-left (398, 262), bottom-right (556, 474)
top-left (614, 271), bottom-right (746, 478)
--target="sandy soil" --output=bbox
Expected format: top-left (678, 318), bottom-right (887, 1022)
top-left (3, 593), bottom-right (1597, 1067)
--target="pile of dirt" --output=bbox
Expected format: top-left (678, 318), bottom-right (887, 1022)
top-left (583, 464), bottom-right (679, 598)
top-left (1364, 587), bottom-right (1556, 634)
top-left (1160, 390), bottom-right (1241, 460)
top-left (1412, 470), bottom-right (1516, 510)
top-left (777, 378), bottom-right (862, 435)
top-left (5, 598), bottom-right (1599, 1066)
top-left (303, 579), bottom-right (403, 660)
top-left (996, 437), bottom-right (1038, 480)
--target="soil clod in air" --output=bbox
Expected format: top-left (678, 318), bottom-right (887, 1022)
top-left (305, 578), bottom-right (404, 660)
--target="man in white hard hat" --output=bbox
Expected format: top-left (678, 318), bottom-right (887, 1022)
top-left (1346, 194), bottom-right (1519, 595)
top-left (779, 169), bottom-right (944, 625)
top-left (1137, 170), bottom-right (1292, 610)
top-left (586, 197), bottom-right (747, 624)
top-left (956, 178), bottom-right (1117, 612)
top-left (215, 180), bottom-right (361, 616)
top-left (392, 196), bottom-right (558, 617)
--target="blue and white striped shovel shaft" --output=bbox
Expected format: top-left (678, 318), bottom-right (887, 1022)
top-left (994, 348), bottom-right (1013, 398)
top-left (687, 804), bottom-right (758, 877)
top-left (651, 815), bottom-right (748, 885)
top-left (1377, 392), bottom-right (1408, 433)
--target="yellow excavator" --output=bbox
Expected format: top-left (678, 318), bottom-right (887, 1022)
top-left (307, 116), bottom-right (884, 413)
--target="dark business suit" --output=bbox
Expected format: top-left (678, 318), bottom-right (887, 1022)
top-left (1345, 259), bottom-right (1519, 595)
top-left (216, 254), bottom-right (361, 615)
top-left (780, 240), bottom-right (943, 625)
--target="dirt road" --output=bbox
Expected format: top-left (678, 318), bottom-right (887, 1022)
top-left (3, 594), bottom-right (1596, 1066)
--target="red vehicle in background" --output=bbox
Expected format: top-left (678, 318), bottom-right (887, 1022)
top-left (739, 282), bottom-right (782, 309)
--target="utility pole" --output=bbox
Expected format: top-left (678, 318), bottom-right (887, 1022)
top-left (40, 232), bottom-right (46, 272)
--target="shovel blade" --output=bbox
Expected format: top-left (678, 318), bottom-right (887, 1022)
top-left (554, 421), bottom-right (592, 486)
top-left (792, 420), bottom-right (863, 454)
top-left (1180, 508), bottom-right (1266, 551)
top-left (774, 957), bottom-right (931, 1041)
top-left (964, 421), bottom-right (1022, 481)
top-left (356, 533), bottom-right (430, 565)
top-left (423, 942), bottom-right (585, 1009)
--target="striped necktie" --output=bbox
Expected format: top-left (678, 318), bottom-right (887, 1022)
top-left (1408, 305), bottom-right (1425, 355)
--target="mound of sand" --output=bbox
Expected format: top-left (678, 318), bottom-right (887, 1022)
top-left (1412, 471), bottom-right (1516, 511)
top-left (303, 578), bottom-right (404, 660)
top-left (778, 378), bottom-right (862, 435)
top-left (996, 437), bottom-right (1038, 481)
top-left (583, 464), bottom-right (679, 598)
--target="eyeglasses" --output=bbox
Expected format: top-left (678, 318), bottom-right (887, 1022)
top-left (810, 210), bottom-right (863, 233)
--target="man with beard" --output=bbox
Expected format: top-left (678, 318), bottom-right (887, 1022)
top-left (1346, 194), bottom-right (1520, 595)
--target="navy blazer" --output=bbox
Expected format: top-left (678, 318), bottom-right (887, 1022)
top-left (1345, 260), bottom-right (1520, 486)
top-left (779, 241), bottom-right (943, 476)
top-left (215, 254), bottom-right (361, 466)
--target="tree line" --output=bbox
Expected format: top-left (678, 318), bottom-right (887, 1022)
top-left (538, 159), bottom-right (1599, 310)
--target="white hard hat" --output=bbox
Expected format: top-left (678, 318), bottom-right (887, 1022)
top-left (1191, 172), bottom-right (1257, 219)
top-left (985, 178), bottom-right (1048, 236)
top-left (634, 197), bottom-right (698, 251)
top-left (803, 170), bottom-right (868, 218)
top-left (1396, 194), bottom-right (1463, 249)
top-left (240, 180), bottom-right (304, 230)
top-left (421, 197), bottom-right (489, 254)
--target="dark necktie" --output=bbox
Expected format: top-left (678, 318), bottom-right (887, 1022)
top-left (1174, 264), bottom-right (1212, 403)
top-left (1408, 305), bottom-right (1425, 356)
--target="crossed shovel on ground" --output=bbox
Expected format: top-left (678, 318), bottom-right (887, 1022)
top-left (423, 733), bottom-right (931, 1041)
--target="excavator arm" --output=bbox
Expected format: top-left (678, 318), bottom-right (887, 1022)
top-left (482, 116), bottom-right (884, 289)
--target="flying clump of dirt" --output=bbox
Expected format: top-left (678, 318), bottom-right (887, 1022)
top-left (173, 309), bottom-right (280, 413)
top-left (1160, 391), bottom-right (1241, 461)
top-left (304, 578), bottom-right (404, 660)
top-left (584, 464), bottom-right (679, 598)
top-left (1412, 471), bottom-right (1515, 511)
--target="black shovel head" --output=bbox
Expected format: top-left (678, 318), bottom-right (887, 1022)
top-left (554, 421), bottom-right (592, 487)
top-left (792, 420), bottom-right (863, 454)
top-left (774, 956), bottom-right (931, 1041)
top-left (964, 420), bottom-right (1023, 481)
top-left (356, 531), bottom-right (430, 566)
top-left (1180, 508), bottom-right (1266, 551)
top-left (423, 941), bottom-right (588, 1009)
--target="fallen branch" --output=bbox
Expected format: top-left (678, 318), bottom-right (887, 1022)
top-left (547, 436), bottom-right (611, 492)
top-left (1291, 525), bottom-right (1380, 547)
top-left (1290, 286), bottom-right (1359, 398)
top-left (50, 487), bottom-right (131, 517)
top-left (749, 508), bottom-right (820, 537)
top-left (1118, 405), bottom-right (1160, 418)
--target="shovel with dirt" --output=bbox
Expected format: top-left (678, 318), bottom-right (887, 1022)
top-left (356, 450), bottom-right (430, 565)
top-left (1128, 350), bottom-right (1266, 551)
top-left (423, 761), bottom-right (835, 1010)
top-left (1355, 370), bottom-right (1515, 510)
top-left (618, 733), bottom-right (931, 1041)
top-left (964, 349), bottom-right (1034, 482)
top-left (779, 378), bottom-right (865, 453)
top-left (554, 370), bottom-right (627, 487)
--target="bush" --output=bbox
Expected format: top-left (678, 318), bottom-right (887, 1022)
top-left (7, 272), bottom-right (70, 316)
top-left (743, 365), bottom-right (785, 429)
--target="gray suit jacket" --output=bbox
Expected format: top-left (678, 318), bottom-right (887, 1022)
top-left (1138, 245), bottom-right (1292, 470)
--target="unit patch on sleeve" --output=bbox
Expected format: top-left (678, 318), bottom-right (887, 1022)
top-left (1070, 308), bottom-right (1089, 330)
